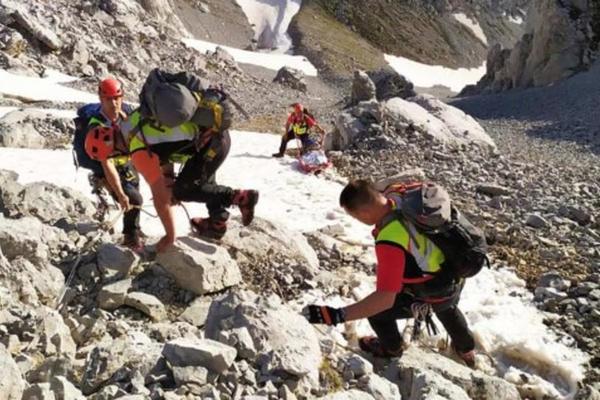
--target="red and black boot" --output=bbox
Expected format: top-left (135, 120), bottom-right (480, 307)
top-left (190, 218), bottom-right (227, 241)
top-left (232, 190), bottom-right (259, 226)
top-left (358, 336), bottom-right (404, 358)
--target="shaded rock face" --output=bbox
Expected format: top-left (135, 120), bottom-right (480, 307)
top-left (204, 290), bottom-right (322, 386)
top-left (273, 66), bottom-right (307, 92)
top-left (367, 67), bottom-right (416, 102)
top-left (463, 0), bottom-right (596, 94)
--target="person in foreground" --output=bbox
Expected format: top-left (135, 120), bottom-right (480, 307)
top-left (304, 180), bottom-right (480, 367)
top-left (85, 70), bottom-right (259, 253)
top-left (74, 77), bottom-right (144, 251)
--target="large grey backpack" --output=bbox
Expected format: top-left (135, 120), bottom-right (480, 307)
top-left (384, 182), bottom-right (489, 279)
top-left (138, 68), bottom-right (204, 128)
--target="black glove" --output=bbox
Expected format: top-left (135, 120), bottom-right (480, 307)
top-left (304, 305), bottom-right (346, 326)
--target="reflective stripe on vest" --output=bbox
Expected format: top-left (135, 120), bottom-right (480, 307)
top-left (376, 218), bottom-right (445, 274)
top-left (121, 111), bottom-right (200, 153)
top-left (292, 122), bottom-right (308, 136)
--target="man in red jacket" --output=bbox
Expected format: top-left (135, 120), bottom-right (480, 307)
top-left (272, 103), bottom-right (326, 157)
top-left (304, 180), bottom-right (476, 367)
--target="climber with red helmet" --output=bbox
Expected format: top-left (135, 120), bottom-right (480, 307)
top-left (272, 103), bottom-right (326, 158)
top-left (73, 77), bottom-right (144, 252)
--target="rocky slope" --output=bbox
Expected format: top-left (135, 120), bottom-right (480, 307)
top-left (289, 0), bottom-right (528, 83)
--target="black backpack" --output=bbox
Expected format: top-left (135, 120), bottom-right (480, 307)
top-left (384, 182), bottom-right (489, 279)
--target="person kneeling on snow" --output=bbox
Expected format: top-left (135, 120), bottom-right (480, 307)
top-left (85, 69), bottom-right (259, 253)
top-left (272, 103), bottom-right (326, 158)
top-left (73, 77), bottom-right (144, 251)
top-left (304, 180), bottom-right (487, 367)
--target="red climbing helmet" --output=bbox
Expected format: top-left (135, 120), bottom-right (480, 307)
top-left (98, 77), bottom-right (123, 98)
top-left (291, 102), bottom-right (304, 114)
top-left (85, 125), bottom-right (115, 161)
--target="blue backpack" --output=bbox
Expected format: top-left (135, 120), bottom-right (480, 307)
top-left (72, 103), bottom-right (133, 175)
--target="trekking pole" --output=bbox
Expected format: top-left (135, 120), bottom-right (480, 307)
top-left (55, 209), bottom-right (124, 311)
top-left (24, 209), bottom-right (124, 353)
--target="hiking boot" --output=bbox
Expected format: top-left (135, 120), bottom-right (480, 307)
top-left (272, 152), bottom-right (284, 158)
top-left (358, 336), bottom-right (403, 358)
top-left (456, 349), bottom-right (476, 368)
top-left (123, 232), bottom-right (144, 254)
top-left (232, 190), bottom-right (259, 226)
top-left (191, 218), bottom-right (227, 240)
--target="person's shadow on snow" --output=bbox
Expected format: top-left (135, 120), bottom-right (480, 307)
top-left (231, 152), bottom-right (274, 160)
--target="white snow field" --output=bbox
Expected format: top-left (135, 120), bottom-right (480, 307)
top-left (0, 68), bottom-right (588, 398)
top-left (452, 13), bottom-right (488, 45)
top-left (182, 38), bottom-right (317, 76)
top-left (235, 0), bottom-right (302, 53)
top-left (384, 54), bottom-right (486, 93)
top-left (0, 69), bottom-right (97, 103)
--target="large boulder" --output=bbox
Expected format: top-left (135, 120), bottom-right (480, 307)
top-left (273, 67), bottom-right (307, 92)
top-left (0, 121), bottom-right (45, 148)
top-left (385, 347), bottom-right (520, 400)
top-left (0, 174), bottom-right (95, 224)
top-left (80, 331), bottom-right (163, 395)
top-left (367, 66), bottom-right (416, 101)
top-left (162, 338), bottom-right (237, 374)
top-left (327, 111), bottom-right (368, 151)
top-left (221, 218), bottom-right (319, 278)
top-left (97, 244), bottom-right (140, 280)
top-left (124, 292), bottom-right (167, 322)
top-left (0, 343), bottom-right (24, 400)
top-left (205, 290), bottom-right (321, 385)
top-left (351, 70), bottom-right (376, 105)
top-left (0, 215), bottom-right (69, 264)
top-left (383, 98), bottom-right (453, 143)
top-left (409, 94), bottom-right (496, 149)
top-left (0, 248), bottom-right (63, 305)
top-left (156, 237), bottom-right (241, 295)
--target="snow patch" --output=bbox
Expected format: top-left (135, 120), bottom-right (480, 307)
top-left (384, 54), bottom-right (486, 93)
top-left (509, 15), bottom-right (524, 25)
top-left (0, 69), bottom-right (96, 103)
top-left (453, 13), bottom-right (488, 45)
top-left (182, 38), bottom-right (317, 76)
top-left (295, 267), bottom-right (587, 399)
top-left (0, 130), bottom-right (369, 242)
top-left (235, 0), bottom-right (302, 53)
top-left (0, 106), bottom-right (76, 119)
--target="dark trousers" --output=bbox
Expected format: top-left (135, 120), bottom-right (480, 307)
top-left (368, 289), bottom-right (475, 353)
top-left (120, 180), bottom-right (142, 235)
top-left (172, 130), bottom-right (234, 221)
top-left (98, 163), bottom-right (142, 236)
top-left (278, 130), bottom-right (311, 155)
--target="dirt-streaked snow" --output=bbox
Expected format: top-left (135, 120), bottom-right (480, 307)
top-left (182, 38), bottom-right (317, 76)
top-left (235, 0), bottom-right (302, 53)
top-left (453, 13), bottom-right (488, 45)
